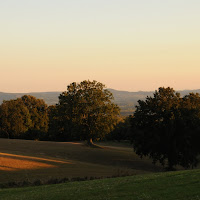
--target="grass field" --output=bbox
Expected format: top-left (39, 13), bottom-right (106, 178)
top-left (0, 138), bottom-right (165, 184)
top-left (0, 169), bottom-right (200, 200)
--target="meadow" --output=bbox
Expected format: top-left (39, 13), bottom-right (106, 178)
top-left (0, 138), bottom-right (164, 185)
top-left (1, 138), bottom-right (200, 199)
top-left (0, 169), bottom-right (200, 200)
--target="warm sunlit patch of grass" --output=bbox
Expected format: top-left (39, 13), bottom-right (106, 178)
top-left (0, 153), bottom-right (73, 172)
top-left (64, 142), bottom-right (83, 145)
top-left (0, 153), bottom-right (72, 164)
top-left (0, 157), bottom-right (56, 171)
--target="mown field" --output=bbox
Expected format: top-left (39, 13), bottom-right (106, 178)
top-left (0, 138), bottom-right (164, 184)
top-left (0, 169), bottom-right (200, 200)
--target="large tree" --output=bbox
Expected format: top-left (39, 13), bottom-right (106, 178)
top-left (57, 80), bottom-right (120, 145)
top-left (131, 87), bottom-right (200, 170)
top-left (0, 99), bottom-right (32, 138)
top-left (0, 95), bottom-right (49, 140)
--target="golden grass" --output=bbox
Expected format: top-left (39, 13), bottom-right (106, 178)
top-left (0, 152), bottom-right (73, 172)
top-left (0, 153), bottom-right (73, 164)
top-left (0, 157), bottom-right (56, 171)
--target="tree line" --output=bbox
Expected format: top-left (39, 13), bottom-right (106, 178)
top-left (0, 80), bottom-right (200, 170)
top-left (0, 80), bottom-right (121, 144)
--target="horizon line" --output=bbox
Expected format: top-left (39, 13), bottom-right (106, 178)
top-left (1, 87), bottom-right (200, 94)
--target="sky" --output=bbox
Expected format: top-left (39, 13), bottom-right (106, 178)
top-left (0, 0), bottom-right (200, 93)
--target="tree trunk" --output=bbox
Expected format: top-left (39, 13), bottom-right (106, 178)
top-left (86, 138), bottom-right (103, 148)
top-left (167, 161), bottom-right (174, 171)
top-left (87, 138), bottom-right (94, 146)
top-left (167, 139), bottom-right (176, 171)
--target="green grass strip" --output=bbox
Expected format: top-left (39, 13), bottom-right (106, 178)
top-left (0, 169), bottom-right (200, 200)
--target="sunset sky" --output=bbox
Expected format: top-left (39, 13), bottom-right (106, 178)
top-left (0, 0), bottom-right (200, 93)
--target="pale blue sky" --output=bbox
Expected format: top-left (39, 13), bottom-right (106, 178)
top-left (0, 0), bottom-right (200, 92)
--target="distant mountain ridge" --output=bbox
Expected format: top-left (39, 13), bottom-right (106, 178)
top-left (0, 91), bottom-right (61, 106)
top-left (1, 89), bottom-right (200, 116)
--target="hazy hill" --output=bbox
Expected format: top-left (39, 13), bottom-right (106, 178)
top-left (1, 89), bottom-right (200, 116)
top-left (0, 92), bottom-right (60, 106)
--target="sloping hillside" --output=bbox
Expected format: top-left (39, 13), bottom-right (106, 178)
top-left (0, 139), bottom-right (163, 184)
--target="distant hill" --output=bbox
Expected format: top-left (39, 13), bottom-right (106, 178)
top-left (108, 89), bottom-right (154, 115)
top-left (1, 89), bottom-right (200, 116)
top-left (0, 91), bottom-right (61, 106)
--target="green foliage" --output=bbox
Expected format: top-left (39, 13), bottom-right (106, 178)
top-left (0, 95), bottom-right (49, 139)
top-left (106, 115), bottom-right (133, 141)
top-left (21, 95), bottom-right (49, 139)
top-left (48, 105), bottom-right (76, 141)
top-left (0, 99), bottom-right (31, 138)
top-left (53, 80), bottom-right (120, 142)
top-left (131, 87), bottom-right (200, 170)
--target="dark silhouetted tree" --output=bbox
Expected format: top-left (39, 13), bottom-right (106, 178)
top-left (131, 87), bottom-right (200, 170)
top-left (106, 115), bottom-right (133, 141)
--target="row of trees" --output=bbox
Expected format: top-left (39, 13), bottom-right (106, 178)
top-left (0, 81), bottom-right (200, 170)
top-left (0, 80), bottom-right (120, 144)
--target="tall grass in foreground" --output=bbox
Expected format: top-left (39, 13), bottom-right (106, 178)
top-left (0, 169), bottom-right (200, 200)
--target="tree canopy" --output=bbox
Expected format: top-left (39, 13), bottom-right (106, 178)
top-left (131, 87), bottom-right (200, 170)
top-left (0, 95), bottom-right (49, 139)
top-left (0, 99), bottom-right (31, 138)
top-left (55, 80), bottom-right (120, 144)
top-left (21, 95), bottom-right (49, 134)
